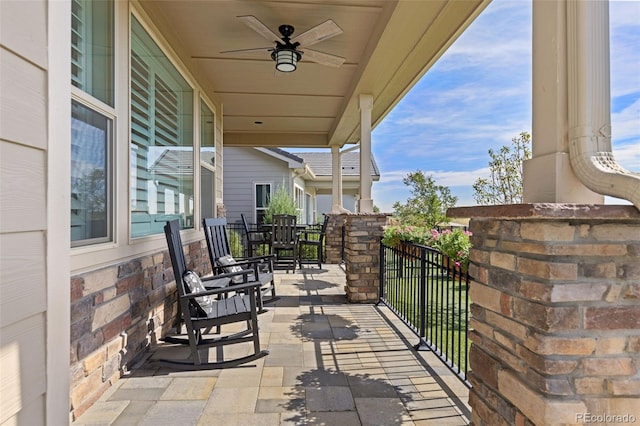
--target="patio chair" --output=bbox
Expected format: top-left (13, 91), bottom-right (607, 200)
top-left (162, 219), bottom-right (268, 368)
top-left (270, 214), bottom-right (299, 273)
top-left (298, 214), bottom-right (329, 269)
top-left (203, 217), bottom-right (277, 309)
top-left (241, 213), bottom-right (270, 257)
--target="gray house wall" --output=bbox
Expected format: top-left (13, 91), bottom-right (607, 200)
top-left (223, 147), bottom-right (303, 225)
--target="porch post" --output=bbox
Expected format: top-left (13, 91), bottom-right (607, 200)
top-left (358, 94), bottom-right (374, 213)
top-left (523, 0), bottom-right (603, 204)
top-left (331, 145), bottom-right (345, 213)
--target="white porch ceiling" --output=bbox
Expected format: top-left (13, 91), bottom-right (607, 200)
top-left (138, 0), bottom-right (491, 148)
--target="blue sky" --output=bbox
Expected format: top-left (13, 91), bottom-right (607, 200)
top-left (370, 0), bottom-right (640, 212)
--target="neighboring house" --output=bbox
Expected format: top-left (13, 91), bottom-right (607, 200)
top-left (223, 147), bottom-right (380, 225)
top-left (223, 147), bottom-right (314, 225)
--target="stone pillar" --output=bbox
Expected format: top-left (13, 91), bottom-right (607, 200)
top-left (324, 213), bottom-right (346, 264)
top-left (344, 213), bottom-right (389, 302)
top-left (449, 204), bottom-right (640, 426)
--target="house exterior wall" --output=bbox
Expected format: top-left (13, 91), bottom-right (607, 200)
top-left (1, 0), bottom-right (69, 424)
top-left (223, 147), bottom-right (302, 224)
top-left (0, 1), bottom-right (225, 422)
top-left (65, 3), bottom-right (228, 421)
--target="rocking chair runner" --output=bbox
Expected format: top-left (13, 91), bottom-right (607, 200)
top-left (203, 217), bottom-right (277, 309)
top-left (162, 220), bottom-right (268, 368)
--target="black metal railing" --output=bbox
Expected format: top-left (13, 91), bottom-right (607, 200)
top-left (379, 240), bottom-right (471, 386)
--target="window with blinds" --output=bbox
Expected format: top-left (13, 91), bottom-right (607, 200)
top-left (71, 0), bottom-right (113, 106)
top-left (70, 0), bottom-right (114, 247)
top-left (130, 16), bottom-right (194, 237)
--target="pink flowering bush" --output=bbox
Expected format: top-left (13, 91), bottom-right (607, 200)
top-left (429, 228), bottom-right (473, 271)
top-left (382, 225), bottom-right (432, 247)
top-left (382, 225), bottom-right (473, 271)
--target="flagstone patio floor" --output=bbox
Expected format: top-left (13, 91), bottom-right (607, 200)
top-left (74, 264), bottom-right (470, 425)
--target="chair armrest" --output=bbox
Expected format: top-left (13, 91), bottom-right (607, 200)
top-left (181, 280), bottom-right (262, 299)
top-left (235, 254), bottom-right (276, 263)
top-left (200, 276), bottom-right (231, 288)
top-left (300, 230), bottom-right (323, 240)
top-left (203, 268), bottom-right (255, 284)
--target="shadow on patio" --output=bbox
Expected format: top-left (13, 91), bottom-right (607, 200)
top-left (74, 265), bottom-right (470, 425)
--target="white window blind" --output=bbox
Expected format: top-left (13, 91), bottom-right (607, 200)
top-left (130, 16), bottom-right (193, 237)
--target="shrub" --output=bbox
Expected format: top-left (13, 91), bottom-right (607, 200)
top-left (264, 183), bottom-right (297, 223)
top-left (382, 225), bottom-right (472, 271)
top-left (430, 228), bottom-right (473, 271)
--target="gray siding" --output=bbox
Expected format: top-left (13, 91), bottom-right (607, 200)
top-left (223, 147), bottom-right (293, 225)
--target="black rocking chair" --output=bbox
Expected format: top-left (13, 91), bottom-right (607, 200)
top-left (161, 219), bottom-right (268, 369)
top-left (203, 217), bottom-right (277, 310)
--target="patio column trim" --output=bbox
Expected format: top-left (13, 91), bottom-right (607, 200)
top-left (359, 94), bottom-right (373, 213)
top-left (566, 0), bottom-right (640, 209)
top-left (523, 0), bottom-right (602, 204)
top-left (331, 145), bottom-right (348, 213)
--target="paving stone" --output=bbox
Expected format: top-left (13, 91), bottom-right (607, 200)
top-left (306, 386), bottom-right (355, 411)
top-left (73, 400), bottom-right (129, 425)
top-left (355, 397), bottom-right (413, 425)
top-left (111, 401), bottom-right (155, 426)
top-left (138, 400), bottom-right (206, 426)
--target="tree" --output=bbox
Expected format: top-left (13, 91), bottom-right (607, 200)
top-left (392, 171), bottom-right (457, 229)
top-left (473, 131), bottom-right (531, 205)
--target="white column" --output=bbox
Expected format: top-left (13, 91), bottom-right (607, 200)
top-left (47, 1), bottom-right (72, 424)
top-left (331, 145), bottom-right (345, 213)
top-left (523, 0), bottom-right (603, 204)
top-left (359, 94), bottom-right (374, 213)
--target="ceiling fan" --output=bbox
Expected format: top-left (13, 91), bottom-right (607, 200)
top-left (222, 15), bottom-right (346, 72)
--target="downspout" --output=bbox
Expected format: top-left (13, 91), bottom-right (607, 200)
top-left (567, 0), bottom-right (640, 210)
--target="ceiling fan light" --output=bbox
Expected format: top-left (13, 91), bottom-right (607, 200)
top-left (274, 49), bottom-right (298, 72)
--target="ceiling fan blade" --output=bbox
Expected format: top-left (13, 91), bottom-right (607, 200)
top-left (237, 15), bottom-right (281, 43)
top-left (292, 19), bottom-right (343, 47)
top-left (220, 47), bottom-right (272, 54)
top-left (300, 48), bottom-right (345, 67)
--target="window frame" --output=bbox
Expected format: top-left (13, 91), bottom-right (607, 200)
top-left (294, 184), bottom-right (304, 223)
top-left (70, 0), bottom-right (116, 248)
top-left (254, 182), bottom-right (272, 224)
top-left (200, 98), bottom-right (216, 219)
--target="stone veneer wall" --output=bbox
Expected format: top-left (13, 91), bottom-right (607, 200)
top-left (343, 213), bottom-right (389, 302)
top-left (324, 213), bottom-right (347, 264)
top-left (448, 204), bottom-right (640, 426)
top-left (69, 238), bottom-right (211, 420)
